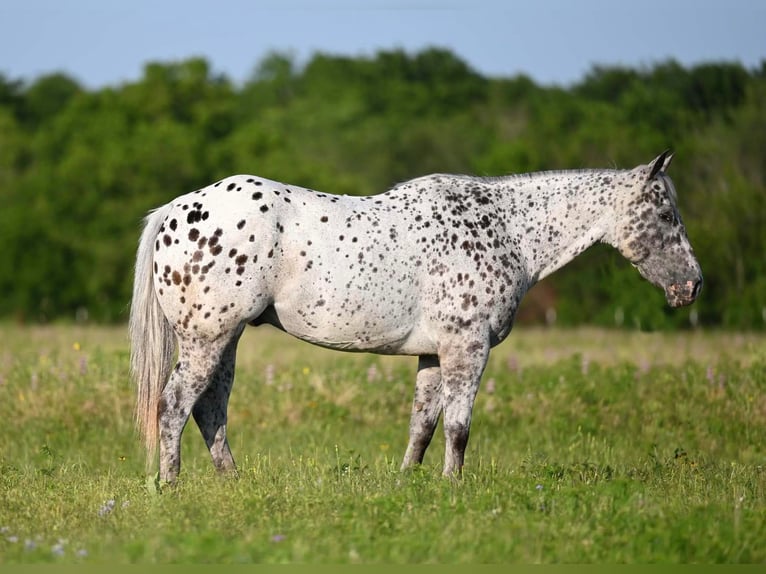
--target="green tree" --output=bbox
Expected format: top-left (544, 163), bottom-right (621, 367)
top-left (0, 51), bottom-right (764, 327)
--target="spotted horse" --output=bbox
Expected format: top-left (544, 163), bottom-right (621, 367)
top-left (130, 151), bottom-right (702, 484)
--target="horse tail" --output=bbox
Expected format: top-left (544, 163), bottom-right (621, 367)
top-left (129, 203), bottom-right (176, 471)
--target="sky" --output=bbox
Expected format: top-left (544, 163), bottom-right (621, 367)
top-left (1, 0), bottom-right (764, 89)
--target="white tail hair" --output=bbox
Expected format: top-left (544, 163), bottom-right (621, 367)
top-left (129, 203), bottom-right (176, 470)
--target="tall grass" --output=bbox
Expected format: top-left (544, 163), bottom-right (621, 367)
top-left (1, 325), bottom-right (764, 563)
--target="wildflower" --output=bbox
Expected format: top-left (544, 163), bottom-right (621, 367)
top-left (271, 534), bottom-right (286, 543)
top-left (76, 548), bottom-right (88, 558)
top-left (302, 366), bottom-right (310, 376)
top-left (24, 539), bottom-right (36, 551)
top-left (7, 535), bottom-right (18, 543)
top-left (484, 378), bottom-right (496, 394)
top-left (51, 542), bottom-right (65, 557)
top-left (73, 342), bottom-right (81, 351)
top-left (264, 363), bottom-right (275, 385)
top-left (536, 484), bottom-right (544, 491)
top-left (98, 499), bottom-right (116, 517)
top-left (635, 360), bottom-right (651, 379)
top-left (706, 365), bottom-right (726, 392)
top-left (366, 364), bottom-right (380, 383)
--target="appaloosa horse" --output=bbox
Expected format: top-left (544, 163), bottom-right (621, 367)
top-left (130, 151), bottom-right (702, 483)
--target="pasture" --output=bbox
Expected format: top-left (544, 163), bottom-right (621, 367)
top-left (1, 324), bottom-right (765, 563)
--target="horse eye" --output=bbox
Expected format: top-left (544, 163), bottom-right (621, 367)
top-left (659, 210), bottom-right (675, 224)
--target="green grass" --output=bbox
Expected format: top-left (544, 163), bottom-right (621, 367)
top-left (1, 324), bottom-right (765, 563)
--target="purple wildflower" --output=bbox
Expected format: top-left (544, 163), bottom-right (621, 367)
top-left (366, 364), bottom-right (380, 383)
top-left (264, 364), bottom-right (275, 386)
top-left (98, 499), bottom-right (116, 517)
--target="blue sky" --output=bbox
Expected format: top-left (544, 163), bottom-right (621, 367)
top-left (1, 0), bottom-right (763, 88)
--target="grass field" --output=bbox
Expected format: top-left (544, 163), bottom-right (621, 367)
top-left (1, 324), bottom-right (765, 563)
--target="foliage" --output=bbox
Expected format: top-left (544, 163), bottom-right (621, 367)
top-left (0, 325), bottom-right (765, 563)
top-left (0, 50), bottom-right (764, 328)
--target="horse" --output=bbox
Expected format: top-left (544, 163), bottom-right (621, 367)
top-left (129, 151), bottom-right (702, 484)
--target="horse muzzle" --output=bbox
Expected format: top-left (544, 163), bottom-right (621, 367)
top-left (665, 277), bottom-right (703, 308)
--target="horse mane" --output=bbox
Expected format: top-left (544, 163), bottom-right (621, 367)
top-left (449, 168), bottom-right (622, 185)
top-left (442, 168), bottom-right (681, 196)
top-left (474, 168), bottom-right (623, 183)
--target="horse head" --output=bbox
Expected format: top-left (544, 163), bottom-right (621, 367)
top-left (614, 151), bottom-right (703, 308)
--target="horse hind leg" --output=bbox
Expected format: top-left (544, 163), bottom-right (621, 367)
top-left (192, 327), bottom-right (244, 475)
top-left (401, 355), bottom-right (442, 469)
top-left (158, 328), bottom-right (242, 484)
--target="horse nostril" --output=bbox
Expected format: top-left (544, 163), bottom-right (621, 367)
top-left (691, 277), bottom-right (703, 299)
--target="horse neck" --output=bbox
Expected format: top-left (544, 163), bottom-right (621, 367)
top-left (494, 169), bottom-right (624, 282)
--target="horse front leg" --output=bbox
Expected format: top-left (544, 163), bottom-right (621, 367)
top-left (401, 354), bottom-right (442, 469)
top-left (438, 337), bottom-right (490, 477)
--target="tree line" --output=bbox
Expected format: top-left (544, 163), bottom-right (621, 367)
top-left (0, 48), bottom-right (764, 329)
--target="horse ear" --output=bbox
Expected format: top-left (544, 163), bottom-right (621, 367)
top-left (648, 150), bottom-right (673, 179)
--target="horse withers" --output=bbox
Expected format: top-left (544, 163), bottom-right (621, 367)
top-left (129, 152), bottom-right (702, 484)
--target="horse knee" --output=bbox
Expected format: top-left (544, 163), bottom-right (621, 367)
top-left (444, 420), bottom-right (470, 453)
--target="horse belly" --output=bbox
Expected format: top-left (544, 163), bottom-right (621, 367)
top-left (271, 283), bottom-right (432, 355)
